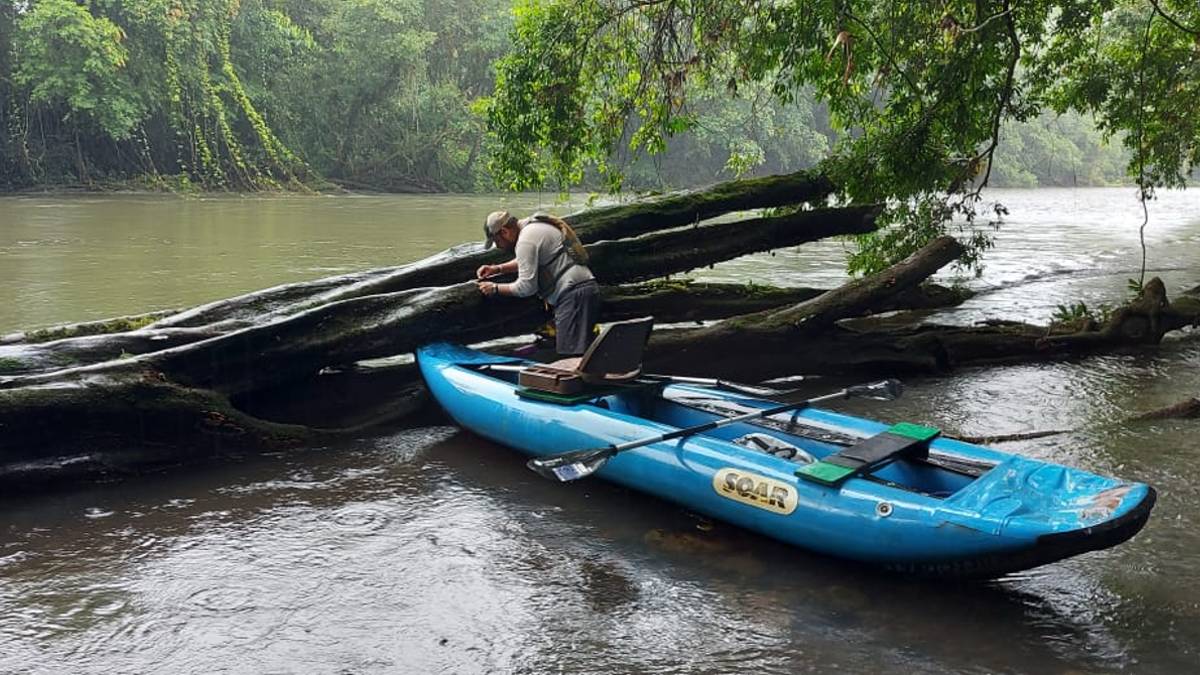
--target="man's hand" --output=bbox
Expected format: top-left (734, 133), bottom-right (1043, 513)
top-left (476, 264), bottom-right (499, 279)
top-left (477, 280), bottom-right (499, 297)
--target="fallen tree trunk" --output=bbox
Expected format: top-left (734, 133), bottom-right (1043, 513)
top-left (0, 201), bottom-right (886, 483)
top-left (601, 282), bottom-right (969, 323)
top-left (4, 161), bottom-right (1195, 491)
top-left (0, 309), bottom-right (180, 345)
top-left (248, 191), bottom-right (862, 319)
top-left (642, 275), bottom-right (1200, 379)
top-left (150, 169), bottom-right (835, 329)
top-left (644, 236), bottom-right (967, 378)
top-left (0, 205), bottom-right (882, 378)
top-left (564, 169), bottom-right (835, 242)
top-left (587, 205), bottom-right (881, 285)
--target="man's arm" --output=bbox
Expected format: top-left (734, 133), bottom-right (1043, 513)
top-left (498, 240), bottom-right (539, 297)
top-left (476, 259), bottom-right (519, 279)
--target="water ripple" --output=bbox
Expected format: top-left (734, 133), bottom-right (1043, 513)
top-left (185, 586), bottom-right (257, 614)
top-left (327, 505), bottom-right (392, 533)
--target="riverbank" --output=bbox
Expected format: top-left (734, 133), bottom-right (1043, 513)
top-left (1, 173), bottom-right (350, 196)
top-left (2, 170), bottom-right (1145, 198)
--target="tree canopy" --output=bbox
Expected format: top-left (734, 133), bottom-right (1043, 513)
top-left (0, 0), bottom-right (512, 191)
top-left (0, 0), bottom-right (1189, 215)
top-left (480, 0), bottom-right (1199, 270)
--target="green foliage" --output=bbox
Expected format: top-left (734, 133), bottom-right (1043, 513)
top-left (1035, 1), bottom-right (1200, 191)
top-left (1050, 300), bottom-right (1115, 327)
top-left (13, 0), bottom-right (141, 139)
top-left (1052, 301), bottom-right (1095, 324)
top-left (2, 0), bottom-right (308, 188)
top-left (992, 111), bottom-right (1131, 187)
top-left (245, 0), bottom-right (512, 191)
top-left (620, 84), bottom-right (831, 188)
top-left (0, 0), bottom-right (509, 191)
top-left (25, 315), bottom-right (160, 343)
top-left (482, 0), bottom-right (1200, 274)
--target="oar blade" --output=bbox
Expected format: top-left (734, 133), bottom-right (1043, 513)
top-left (847, 379), bottom-right (904, 401)
top-left (527, 447), bottom-right (615, 482)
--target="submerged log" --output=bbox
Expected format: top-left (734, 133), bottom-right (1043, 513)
top-left (953, 429), bottom-right (1073, 444)
top-left (1129, 397), bottom-right (1200, 421)
top-left (952, 394), bottom-right (1200, 445)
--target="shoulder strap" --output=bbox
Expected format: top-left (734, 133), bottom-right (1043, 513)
top-left (529, 213), bottom-right (590, 266)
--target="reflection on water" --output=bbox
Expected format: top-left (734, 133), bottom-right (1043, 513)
top-left (2, 187), bottom-right (1199, 673)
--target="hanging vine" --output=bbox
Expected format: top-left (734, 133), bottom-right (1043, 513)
top-left (1133, 12), bottom-right (1154, 293)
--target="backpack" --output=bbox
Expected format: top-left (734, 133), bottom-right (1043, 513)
top-left (528, 213), bottom-right (590, 266)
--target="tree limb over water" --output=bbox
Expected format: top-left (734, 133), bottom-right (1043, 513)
top-left (1, 174), bottom-right (1197, 489)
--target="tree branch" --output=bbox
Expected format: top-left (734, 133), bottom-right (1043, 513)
top-left (1149, 0), bottom-right (1200, 37)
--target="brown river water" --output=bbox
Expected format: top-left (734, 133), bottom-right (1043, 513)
top-left (1, 189), bottom-right (1199, 674)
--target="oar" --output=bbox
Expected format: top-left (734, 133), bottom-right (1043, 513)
top-left (666, 392), bottom-right (998, 475)
top-left (636, 374), bottom-right (803, 397)
top-left (478, 364), bottom-right (800, 397)
top-left (527, 379), bottom-right (904, 482)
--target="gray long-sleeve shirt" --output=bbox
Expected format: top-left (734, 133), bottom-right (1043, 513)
top-left (509, 220), bottom-right (594, 305)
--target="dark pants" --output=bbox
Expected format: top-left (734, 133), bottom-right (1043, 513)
top-left (553, 280), bottom-right (600, 356)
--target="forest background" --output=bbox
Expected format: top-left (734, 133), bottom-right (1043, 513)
top-left (0, 0), bottom-right (1133, 195)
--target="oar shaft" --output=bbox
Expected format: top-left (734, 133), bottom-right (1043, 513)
top-left (646, 374), bottom-right (719, 386)
top-left (528, 379), bottom-right (899, 483)
top-left (481, 365), bottom-right (794, 396)
top-left (611, 388), bottom-right (848, 452)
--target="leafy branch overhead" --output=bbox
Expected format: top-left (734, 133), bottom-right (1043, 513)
top-left (482, 0), bottom-right (1200, 271)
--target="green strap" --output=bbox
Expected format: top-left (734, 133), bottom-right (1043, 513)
top-left (889, 422), bottom-right (941, 442)
top-left (796, 422), bottom-right (942, 487)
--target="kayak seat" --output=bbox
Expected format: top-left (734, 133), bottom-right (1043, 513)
top-left (733, 432), bottom-right (816, 464)
top-left (797, 423), bottom-right (940, 487)
top-left (520, 317), bottom-right (655, 393)
top-left (574, 315), bottom-right (654, 384)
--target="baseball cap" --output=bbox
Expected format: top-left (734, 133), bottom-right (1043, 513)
top-left (483, 211), bottom-right (516, 249)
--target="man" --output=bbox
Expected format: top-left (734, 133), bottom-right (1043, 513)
top-left (475, 210), bottom-right (599, 357)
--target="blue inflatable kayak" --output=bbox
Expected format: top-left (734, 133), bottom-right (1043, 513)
top-left (417, 343), bottom-right (1155, 578)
